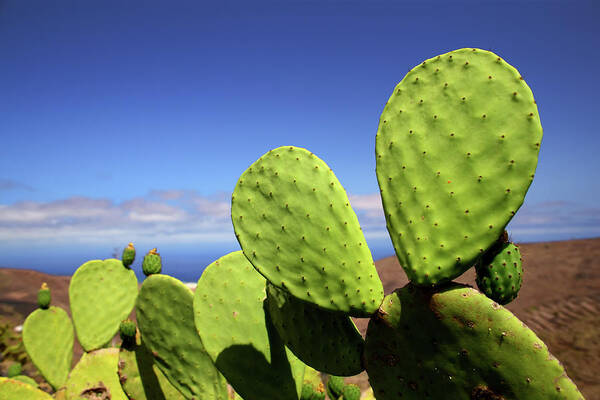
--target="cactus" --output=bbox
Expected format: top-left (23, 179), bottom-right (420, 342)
top-left (37, 283), bottom-right (50, 309)
top-left (193, 251), bottom-right (305, 400)
top-left (69, 258), bottom-right (138, 351)
top-left (122, 242), bottom-right (136, 268)
top-left (364, 283), bottom-right (583, 399)
top-left (119, 319), bottom-right (137, 346)
top-left (327, 376), bottom-right (345, 400)
top-left (231, 146), bottom-right (384, 317)
top-left (266, 282), bottom-right (364, 376)
top-left (6, 363), bottom-right (22, 378)
top-left (63, 348), bottom-right (128, 400)
top-left (9, 375), bottom-right (37, 387)
top-left (0, 377), bottom-right (52, 400)
top-left (375, 48), bottom-right (542, 287)
top-left (341, 384), bottom-right (361, 400)
top-left (142, 248), bottom-right (162, 276)
top-left (476, 235), bottom-right (523, 305)
top-left (22, 284), bottom-right (73, 390)
top-left (136, 274), bottom-right (228, 400)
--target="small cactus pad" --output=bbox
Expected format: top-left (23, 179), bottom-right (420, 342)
top-left (22, 306), bottom-right (73, 390)
top-left (375, 48), bottom-right (542, 286)
top-left (69, 258), bottom-right (138, 351)
top-left (119, 319), bottom-right (137, 345)
top-left (6, 363), bottom-right (22, 378)
top-left (64, 348), bottom-right (128, 400)
top-left (137, 274), bottom-right (228, 400)
top-left (364, 284), bottom-right (583, 399)
top-left (37, 283), bottom-right (50, 309)
top-left (266, 282), bottom-right (365, 376)
top-left (327, 376), bottom-right (345, 400)
top-left (142, 248), bottom-right (162, 276)
top-left (194, 251), bottom-right (305, 400)
top-left (0, 378), bottom-right (52, 400)
top-left (10, 375), bottom-right (37, 387)
top-left (122, 242), bottom-right (136, 268)
top-left (231, 146), bottom-right (384, 316)
top-left (118, 333), bottom-right (186, 400)
top-left (342, 384), bottom-right (361, 400)
top-left (476, 241), bottom-right (523, 305)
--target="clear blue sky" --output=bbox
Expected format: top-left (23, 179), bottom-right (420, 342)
top-left (1, 1), bottom-right (599, 280)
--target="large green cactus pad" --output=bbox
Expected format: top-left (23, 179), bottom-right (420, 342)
top-left (22, 306), bottom-right (73, 390)
top-left (64, 348), bottom-right (128, 400)
top-left (69, 258), bottom-right (138, 351)
top-left (266, 282), bottom-right (365, 376)
top-left (194, 251), bottom-right (305, 400)
top-left (118, 335), bottom-right (186, 400)
top-left (232, 146), bottom-right (384, 317)
top-left (137, 274), bottom-right (228, 400)
top-left (0, 378), bottom-right (52, 400)
top-left (376, 48), bottom-right (542, 286)
top-left (364, 284), bottom-right (583, 399)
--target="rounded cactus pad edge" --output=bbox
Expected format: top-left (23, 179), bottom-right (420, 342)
top-left (231, 146), bottom-right (384, 317)
top-left (375, 48), bottom-right (542, 286)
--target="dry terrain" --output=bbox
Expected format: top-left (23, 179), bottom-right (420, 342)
top-left (1, 238), bottom-right (599, 398)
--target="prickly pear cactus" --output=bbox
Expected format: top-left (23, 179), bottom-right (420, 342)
top-left (6, 363), bottom-right (22, 378)
top-left (69, 258), bottom-right (138, 351)
top-left (64, 348), bottom-right (128, 400)
top-left (136, 274), bottom-right (228, 400)
top-left (142, 248), bottom-right (162, 276)
top-left (327, 376), bottom-right (345, 400)
top-left (266, 282), bottom-right (364, 376)
top-left (364, 283), bottom-right (583, 399)
top-left (22, 302), bottom-right (73, 390)
top-left (376, 48), bottom-right (542, 286)
top-left (342, 384), bottom-right (361, 400)
top-left (231, 146), bottom-right (384, 317)
top-left (194, 251), bottom-right (305, 400)
top-left (118, 325), bottom-right (186, 400)
top-left (0, 377), bottom-right (52, 400)
top-left (37, 283), bottom-right (50, 309)
top-left (122, 242), bottom-right (136, 268)
top-left (476, 239), bottom-right (523, 305)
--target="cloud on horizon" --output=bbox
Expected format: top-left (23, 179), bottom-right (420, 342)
top-left (0, 190), bottom-right (598, 246)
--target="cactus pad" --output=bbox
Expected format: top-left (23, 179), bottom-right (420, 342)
top-left (122, 242), bottom-right (136, 268)
top-left (69, 258), bottom-right (138, 351)
top-left (37, 283), bottom-right (50, 309)
top-left (476, 241), bottom-right (523, 305)
top-left (364, 283), bottom-right (583, 399)
top-left (118, 332), bottom-right (186, 400)
top-left (137, 274), bottom-right (228, 400)
top-left (194, 251), bottom-right (305, 400)
top-left (327, 376), bottom-right (345, 400)
top-left (64, 348), bottom-right (128, 400)
top-left (266, 282), bottom-right (365, 376)
top-left (0, 378), bottom-right (52, 400)
top-left (22, 306), bottom-right (73, 390)
top-left (231, 146), bottom-right (384, 316)
top-left (6, 363), bottom-right (22, 378)
top-left (375, 48), bottom-right (542, 286)
top-left (342, 384), bottom-right (361, 400)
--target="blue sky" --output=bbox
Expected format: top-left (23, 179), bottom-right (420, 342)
top-left (1, 1), bottom-right (599, 280)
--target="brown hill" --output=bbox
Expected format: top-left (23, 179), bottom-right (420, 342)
top-left (1, 238), bottom-right (599, 398)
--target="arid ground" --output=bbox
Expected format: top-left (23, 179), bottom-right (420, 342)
top-left (1, 238), bottom-right (599, 398)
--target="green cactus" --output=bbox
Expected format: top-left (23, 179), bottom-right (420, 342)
top-left (476, 235), bottom-right (523, 305)
top-left (9, 375), bottom-right (37, 387)
top-left (37, 282), bottom-right (50, 309)
top-left (231, 146), bottom-right (384, 317)
top-left (122, 242), bottom-right (136, 268)
top-left (0, 377), bottom-right (52, 400)
top-left (117, 324), bottom-right (186, 400)
top-left (136, 274), bottom-right (228, 400)
top-left (341, 384), bottom-right (361, 400)
top-left (6, 362), bottom-right (22, 378)
top-left (119, 319), bottom-right (137, 346)
top-left (22, 298), bottom-right (73, 390)
top-left (142, 248), bottom-right (162, 276)
top-left (63, 348), bottom-right (128, 400)
top-left (69, 258), bottom-right (138, 352)
top-left (266, 282), bottom-right (364, 376)
top-left (364, 283), bottom-right (583, 399)
top-left (326, 376), bottom-right (345, 400)
top-left (375, 48), bottom-right (542, 287)
top-left (193, 251), bottom-right (305, 400)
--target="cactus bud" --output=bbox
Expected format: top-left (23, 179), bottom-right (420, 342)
top-left (37, 282), bottom-right (51, 309)
top-left (121, 242), bottom-right (136, 268)
top-left (142, 248), bottom-right (162, 276)
top-left (7, 362), bottom-right (22, 377)
top-left (119, 319), bottom-right (137, 347)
